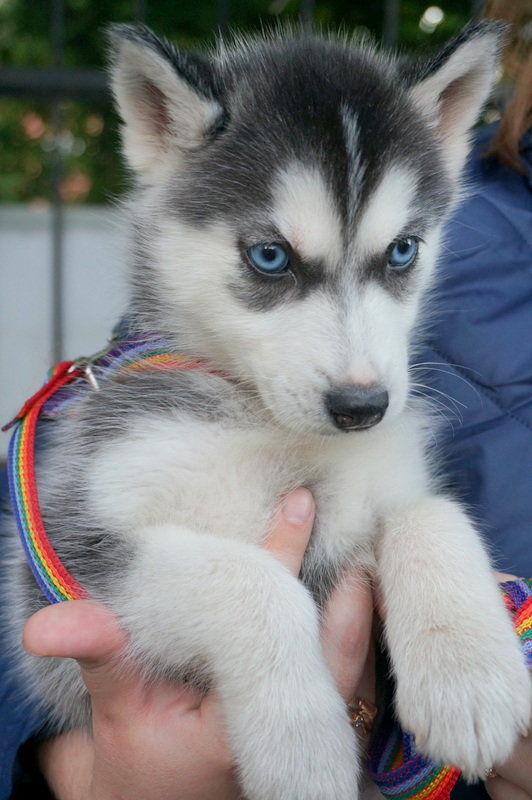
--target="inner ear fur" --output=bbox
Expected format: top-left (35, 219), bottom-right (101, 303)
top-left (107, 24), bottom-right (224, 183)
top-left (405, 21), bottom-right (505, 178)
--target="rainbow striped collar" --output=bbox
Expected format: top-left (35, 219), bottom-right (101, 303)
top-left (23, 334), bottom-right (206, 423)
top-left (2, 334), bottom-right (205, 604)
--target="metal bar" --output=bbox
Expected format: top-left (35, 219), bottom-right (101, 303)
top-left (51, 0), bottom-right (65, 364)
top-left (134, 0), bottom-right (146, 22)
top-left (217, 0), bottom-right (230, 32)
top-left (51, 102), bottom-right (64, 365)
top-left (470, 0), bottom-right (484, 19)
top-left (300, 0), bottom-right (315, 27)
top-left (383, 0), bottom-right (400, 49)
top-left (0, 68), bottom-right (109, 101)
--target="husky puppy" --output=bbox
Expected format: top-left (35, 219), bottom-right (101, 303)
top-left (5, 21), bottom-right (531, 800)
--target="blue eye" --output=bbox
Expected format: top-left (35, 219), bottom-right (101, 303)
top-left (247, 243), bottom-right (289, 275)
top-left (388, 237), bottom-right (419, 271)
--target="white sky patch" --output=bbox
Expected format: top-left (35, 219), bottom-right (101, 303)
top-left (356, 165), bottom-right (419, 257)
top-left (272, 162), bottom-right (343, 268)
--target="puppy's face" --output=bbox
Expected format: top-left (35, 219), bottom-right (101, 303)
top-left (151, 162), bottom-right (444, 436)
top-left (111, 26), bottom-right (500, 435)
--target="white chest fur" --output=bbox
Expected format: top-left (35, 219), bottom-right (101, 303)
top-left (87, 408), bottom-right (431, 562)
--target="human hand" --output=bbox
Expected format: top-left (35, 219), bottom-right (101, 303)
top-left (484, 573), bottom-right (532, 800)
top-left (24, 488), bottom-right (375, 800)
top-left (27, 599), bottom-right (237, 800)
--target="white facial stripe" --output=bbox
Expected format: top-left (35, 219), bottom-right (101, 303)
top-left (341, 107), bottom-right (365, 224)
top-left (356, 165), bottom-right (419, 257)
top-left (344, 283), bottom-right (411, 416)
top-left (272, 162), bottom-right (343, 268)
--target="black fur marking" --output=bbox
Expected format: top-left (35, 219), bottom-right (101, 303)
top-left (399, 20), bottom-right (505, 86)
top-left (108, 23), bottom-right (226, 106)
top-left (160, 39), bottom-right (376, 227)
top-left (361, 250), bottom-right (419, 298)
top-left (231, 237), bottom-right (330, 311)
top-left (358, 205), bottom-right (451, 299)
top-left (300, 550), bottom-right (343, 611)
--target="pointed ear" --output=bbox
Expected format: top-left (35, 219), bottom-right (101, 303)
top-left (107, 24), bottom-right (224, 183)
top-left (406, 22), bottom-right (505, 178)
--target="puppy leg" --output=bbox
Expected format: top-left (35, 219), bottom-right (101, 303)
top-left (113, 525), bottom-right (360, 800)
top-left (377, 496), bottom-right (530, 780)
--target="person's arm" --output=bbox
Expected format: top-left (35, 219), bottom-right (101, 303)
top-left (26, 488), bottom-right (374, 800)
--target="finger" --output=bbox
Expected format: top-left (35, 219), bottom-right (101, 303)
top-left (320, 571), bottom-right (374, 702)
top-left (24, 601), bottom-right (234, 731)
top-left (495, 571), bottom-right (518, 582)
top-left (24, 601), bottom-right (208, 718)
top-left (263, 488), bottom-right (315, 576)
top-left (23, 600), bottom-right (127, 662)
top-left (23, 600), bottom-right (141, 714)
top-left (485, 775), bottom-right (532, 800)
top-left (492, 735), bottom-right (532, 797)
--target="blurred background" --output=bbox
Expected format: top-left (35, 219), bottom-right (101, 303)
top-left (0, 0), bottom-right (491, 461)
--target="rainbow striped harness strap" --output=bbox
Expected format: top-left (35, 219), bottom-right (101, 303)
top-left (3, 337), bottom-right (532, 800)
top-left (2, 335), bottom-right (204, 603)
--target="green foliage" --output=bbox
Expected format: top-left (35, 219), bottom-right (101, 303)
top-left (0, 0), bottom-right (472, 204)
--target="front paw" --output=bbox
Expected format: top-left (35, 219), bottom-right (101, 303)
top-left (393, 627), bottom-right (531, 780)
top-left (234, 693), bottom-right (361, 800)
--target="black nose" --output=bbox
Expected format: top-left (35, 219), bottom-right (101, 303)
top-left (326, 385), bottom-right (389, 431)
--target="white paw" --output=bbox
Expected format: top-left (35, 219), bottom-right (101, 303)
top-left (393, 627), bottom-right (531, 780)
top-left (234, 693), bottom-right (360, 800)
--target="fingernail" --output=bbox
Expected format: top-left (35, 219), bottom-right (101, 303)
top-left (281, 488), bottom-right (313, 524)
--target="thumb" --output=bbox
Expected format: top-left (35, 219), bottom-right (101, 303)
top-left (23, 600), bottom-right (131, 708)
top-left (264, 488), bottom-right (315, 576)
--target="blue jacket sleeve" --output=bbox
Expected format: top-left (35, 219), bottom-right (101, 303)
top-left (418, 126), bottom-right (532, 576)
top-left (0, 614), bottom-right (47, 798)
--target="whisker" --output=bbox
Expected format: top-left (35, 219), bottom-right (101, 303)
top-left (410, 390), bottom-right (459, 432)
top-left (410, 382), bottom-right (467, 411)
top-left (411, 360), bottom-right (483, 379)
top-left (410, 388), bottom-right (461, 430)
top-left (410, 387), bottom-right (464, 426)
top-left (410, 362), bottom-right (483, 405)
